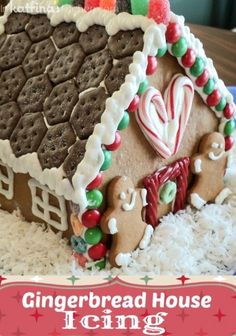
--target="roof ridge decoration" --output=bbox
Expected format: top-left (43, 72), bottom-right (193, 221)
top-left (0, 0), bottom-right (235, 216)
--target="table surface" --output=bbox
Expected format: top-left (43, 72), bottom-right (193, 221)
top-left (189, 24), bottom-right (236, 86)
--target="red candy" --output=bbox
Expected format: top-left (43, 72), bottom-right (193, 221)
top-left (84, 0), bottom-right (99, 11)
top-left (224, 103), bottom-right (234, 119)
top-left (225, 136), bottom-right (234, 151)
top-left (105, 132), bottom-right (121, 151)
top-left (181, 48), bottom-right (196, 68)
top-left (146, 56), bottom-right (158, 75)
top-left (73, 252), bottom-right (88, 267)
top-left (195, 69), bottom-right (209, 87)
top-left (88, 243), bottom-right (107, 261)
top-left (148, 0), bottom-right (171, 25)
top-left (82, 210), bottom-right (101, 228)
top-left (206, 89), bottom-right (221, 107)
top-left (166, 22), bottom-right (182, 44)
top-left (86, 173), bottom-right (103, 190)
top-left (128, 95), bottom-right (140, 112)
top-left (99, 0), bottom-right (116, 10)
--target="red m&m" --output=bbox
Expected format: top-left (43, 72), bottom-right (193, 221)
top-left (224, 103), bottom-right (234, 119)
top-left (225, 136), bottom-right (234, 151)
top-left (82, 210), bottom-right (101, 228)
top-left (181, 48), bottom-right (196, 68)
top-left (128, 95), bottom-right (140, 113)
top-left (166, 22), bottom-right (181, 43)
top-left (105, 132), bottom-right (121, 151)
top-left (206, 89), bottom-right (221, 107)
top-left (146, 56), bottom-right (158, 75)
top-left (195, 69), bottom-right (209, 87)
top-left (86, 173), bottom-right (103, 190)
top-left (88, 243), bottom-right (107, 261)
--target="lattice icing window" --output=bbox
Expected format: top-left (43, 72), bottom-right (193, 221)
top-left (28, 179), bottom-right (68, 231)
top-left (0, 162), bottom-right (14, 200)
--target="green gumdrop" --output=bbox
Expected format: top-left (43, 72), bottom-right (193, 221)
top-left (157, 45), bottom-right (168, 58)
top-left (131, 0), bottom-right (148, 16)
top-left (159, 181), bottom-right (177, 205)
top-left (190, 57), bottom-right (205, 77)
top-left (215, 97), bottom-right (227, 112)
top-left (86, 189), bottom-right (103, 209)
top-left (171, 37), bottom-right (188, 58)
top-left (85, 227), bottom-right (102, 245)
top-left (71, 236), bottom-right (87, 254)
top-left (203, 78), bottom-right (215, 95)
top-left (100, 150), bottom-right (112, 171)
top-left (138, 79), bottom-right (149, 95)
top-left (58, 0), bottom-right (73, 6)
top-left (118, 112), bottom-right (130, 130)
top-left (224, 120), bottom-right (235, 136)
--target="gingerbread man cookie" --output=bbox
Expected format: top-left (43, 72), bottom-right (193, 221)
top-left (189, 132), bottom-right (231, 209)
top-left (100, 176), bottom-right (153, 268)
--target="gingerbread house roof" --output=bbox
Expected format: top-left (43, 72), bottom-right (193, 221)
top-left (0, 0), bottom-right (235, 213)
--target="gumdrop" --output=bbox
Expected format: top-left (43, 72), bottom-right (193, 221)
top-left (148, 0), bottom-right (171, 25)
top-left (84, 0), bottom-right (100, 11)
top-left (100, 0), bottom-right (116, 11)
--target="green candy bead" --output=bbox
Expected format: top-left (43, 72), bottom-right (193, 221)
top-left (171, 37), bottom-right (188, 58)
top-left (203, 78), bottom-right (215, 95)
top-left (131, 0), bottom-right (148, 16)
top-left (100, 150), bottom-right (112, 171)
top-left (159, 181), bottom-right (177, 205)
top-left (87, 258), bottom-right (106, 271)
top-left (215, 97), bottom-right (227, 112)
top-left (84, 227), bottom-right (102, 245)
top-left (118, 112), bottom-right (130, 130)
top-left (58, 0), bottom-right (73, 6)
top-left (71, 236), bottom-right (87, 254)
top-left (138, 79), bottom-right (149, 95)
top-left (190, 57), bottom-right (205, 77)
top-left (224, 120), bottom-right (235, 136)
top-left (157, 45), bottom-right (168, 58)
top-left (86, 189), bottom-right (103, 209)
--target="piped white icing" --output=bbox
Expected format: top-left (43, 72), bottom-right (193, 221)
top-left (190, 193), bottom-right (206, 210)
top-left (119, 192), bottom-right (126, 200)
top-left (141, 188), bottom-right (148, 207)
top-left (122, 191), bottom-right (137, 211)
top-left (115, 252), bottom-right (131, 267)
top-left (194, 159), bottom-right (202, 173)
top-left (108, 218), bottom-right (118, 235)
top-left (139, 225), bottom-right (154, 249)
top-left (215, 188), bottom-right (232, 205)
top-left (208, 151), bottom-right (224, 161)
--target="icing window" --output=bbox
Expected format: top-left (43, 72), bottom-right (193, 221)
top-left (28, 179), bottom-right (68, 231)
top-left (0, 162), bottom-right (14, 200)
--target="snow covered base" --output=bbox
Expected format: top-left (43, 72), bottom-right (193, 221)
top-left (0, 148), bottom-right (236, 275)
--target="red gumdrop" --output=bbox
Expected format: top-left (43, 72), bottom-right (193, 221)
top-left (225, 136), bottom-right (234, 151)
top-left (86, 173), bottom-right (103, 190)
top-left (206, 89), bottom-right (221, 107)
top-left (181, 48), bottom-right (196, 68)
top-left (166, 22), bottom-right (182, 43)
top-left (82, 210), bottom-right (101, 228)
top-left (105, 132), bottom-right (121, 151)
top-left (88, 243), bottom-right (107, 261)
top-left (128, 95), bottom-right (140, 113)
top-left (224, 103), bottom-right (234, 119)
top-left (84, 0), bottom-right (100, 11)
top-left (195, 69), bottom-right (209, 87)
top-left (148, 0), bottom-right (171, 25)
top-left (146, 56), bottom-right (158, 75)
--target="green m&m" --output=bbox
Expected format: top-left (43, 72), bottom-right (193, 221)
top-left (100, 150), bottom-right (112, 171)
top-left (224, 120), bottom-right (235, 136)
top-left (138, 79), bottom-right (149, 95)
top-left (118, 111), bottom-right (130, 130)
top-left (157, 45), bottom-right (168, 58)
top-left (171, 37), bottom-right (188, 57)
top-left (215, 97), bottom-right (227, 112)
top-left (190, 57), bottom-right (205, 77)
top-left (203, 78), bottom-right (215, 95)
top-left (86, 189), bottom-right (103, 209)
top-left (85, 227), bottom-right (102, 245)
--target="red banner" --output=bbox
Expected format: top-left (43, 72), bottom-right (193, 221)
top-left (0, 277), bottom-right (236, 335)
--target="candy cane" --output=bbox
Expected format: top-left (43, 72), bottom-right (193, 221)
top-left (136, 74), bottom-right (194, 159)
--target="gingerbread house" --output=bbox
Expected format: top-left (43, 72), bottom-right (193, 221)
top-left (0, 0), bottom-right (235, 268)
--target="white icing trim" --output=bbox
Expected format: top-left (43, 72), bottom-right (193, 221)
top-left (215, 187), bottom-right (232, 205)
top-left (115, 252), bottom-right (131, 267)
top-left (119, 192), bottom-right (126, 200)
top-left (190, 193), bottom-right (206, 210)
top-left (0, 1), bottom-right (166, 214)
top-left (139, 225), bottom-right (153, 249)
top-left (122, 190), bottom-right (137, 211)
top-left (141, 188), bottom-right (148, 207)
top-left (194, 159), bottom-right (202, 173)
top-left (0, 161), bottom-right (14, 200)
top-left (28, 178), bottom-right (68, 231)
top-left (108, 218), bottom-right (118, 235)
top-left (208, 151), bottom-right (224, 161)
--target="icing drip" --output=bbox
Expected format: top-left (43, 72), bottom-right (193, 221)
top-left (122, 191), bottom-right (137, 211)
top-left (139, 225), bottom-right (153, 249)
top-left (141, 188), bottom-right (148, 207)
top-left (194, 159), bottom-right (202, 173)
top-left (108, 218), bottom-right (118, 235)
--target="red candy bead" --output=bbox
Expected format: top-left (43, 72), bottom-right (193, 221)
top-left (88, 243), bottom-right (107, 261)
top-left (146, 56), bottom-right (158, 75)
top-left (128, 95), bottom-right (140, 112)
top-left (224, 103), bottom-right (234, 119)
top-left (105, 132), bottom-right (121, 151)
top-left (225, 136), bottom-right (234, 151)
top-left (166, 22), bottom-right (182, 44)
top-left (86, 173), bottom-right (103, 190)
top-left (195, 69), bottom-right (209, 87)
top-left (181, 48), bottom-right (196, 68)
top-left (206, 89), bottom-right (221, 107)
top-left (82, 210), bottom-right (101, 228)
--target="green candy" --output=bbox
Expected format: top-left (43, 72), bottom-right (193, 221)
top-left (159, 181), bottom-right (177, 205)
top-left (87, 258), bottom-right (106, 271)
top-left (131, 0), bottom-right (148, 16)
top-left (118, 112), bottom-right (130, 130)
top-left (85, 227), bottom-right (102, 245)
top-left (190, 57), bottom-right (205, 77)
top-left (215, 97), bottom-right (227, 112)
top-left (224, 120), bottom-right (235, 136)
top-left (157, 45), bottom-right (168, 58)
top-left (58, 0), bottom-right (73, 6)
top-left (86, 189), bottom-right (103, 209)
top-left (171, 37), bottom-right (188, 58)
top-left (71, 236), bottom-right (87, 254)
top-left (203, 78), bottom-right (215, 95)
top-left (138, 79), bottom-right (149, 95)
top-left (100, 150), bottom-right (112, 171)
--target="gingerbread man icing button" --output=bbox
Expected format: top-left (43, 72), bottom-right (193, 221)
top-left (189, 132), bottom-right (232, 209)
top-left (100, 176), bottom-right (153, 268)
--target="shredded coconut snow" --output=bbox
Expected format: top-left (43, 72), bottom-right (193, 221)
top-left (0, 141), bottom-right (236, 276)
